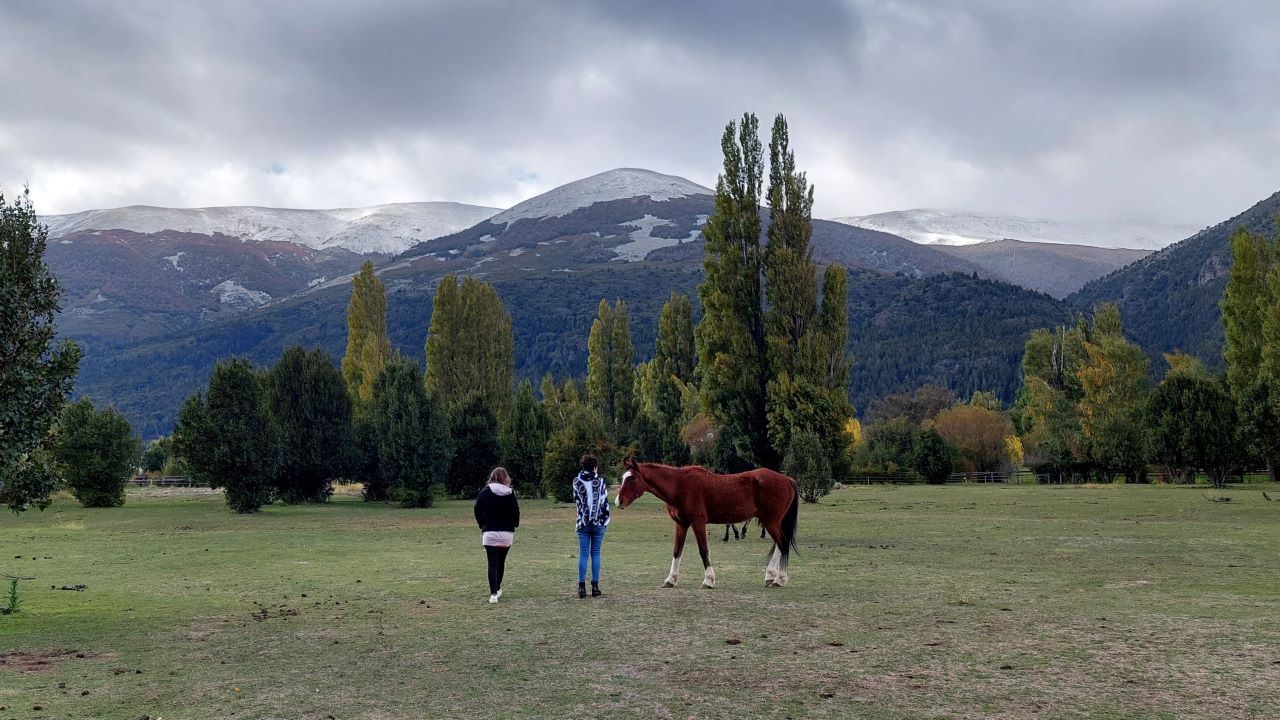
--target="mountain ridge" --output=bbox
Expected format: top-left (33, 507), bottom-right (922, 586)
top-left (43, 200), bottom-right (500, 256)
top-left (1069, 189), bottom-right (1280, 367)
top-left (833, 208), bottom-right (1195, 251)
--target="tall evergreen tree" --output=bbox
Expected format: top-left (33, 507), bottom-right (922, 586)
top-left (586, 299), bottom-right (635, 438)
top-left (696, 112), bottom-right (770, 469)
top-left (500, 380), bottom-right (551, 497)
top-left (174, 358), bottom-right (282, 513)
top-left (1, 189), bottom-right (82, 512)
top-left (372, 356), bottom-right (451, 508)
top-left (341, 261), bottom-right (391, 406)
top-left (425, 275), bottom-right (515, 419)
top-left (268, 347), bottom-right (353, 503)
top-left (447, 393), bottom-right (502, 497)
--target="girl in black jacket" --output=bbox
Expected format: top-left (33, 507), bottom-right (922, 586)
top-left (474, 467), bottom-right (520, 603)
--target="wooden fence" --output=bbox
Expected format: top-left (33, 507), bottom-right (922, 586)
top-left (129, 475), bottom-right (196, 487)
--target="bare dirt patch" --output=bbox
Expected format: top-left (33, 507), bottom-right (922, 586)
top-left (0, 650), bottom-right (111, 673)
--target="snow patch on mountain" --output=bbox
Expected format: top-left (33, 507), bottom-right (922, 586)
top-left (832, 209), bottom-right (1196, 251)
top-left (612, 214), bottom-right (699, 261)
top-left (490, 168), bottom-right (713, 226)
top-left (211, 280), bottom-right (271, 309)
top-left (164, 252), bottom-right (185, 272)
top-left (43, 201), bottom-right (500, 255)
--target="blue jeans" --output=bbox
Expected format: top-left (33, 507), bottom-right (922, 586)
top-left (577, 524), bottom-right (606, 583)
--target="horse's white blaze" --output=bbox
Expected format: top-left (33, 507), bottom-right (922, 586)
top-left (617, 471), bottom-right (633, 506)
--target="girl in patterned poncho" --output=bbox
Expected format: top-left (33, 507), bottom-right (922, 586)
top-left (572, 454), bottom-right (610, 598)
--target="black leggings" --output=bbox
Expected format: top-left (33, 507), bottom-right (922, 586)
top-left (484, 545), bottom-right (510, 594)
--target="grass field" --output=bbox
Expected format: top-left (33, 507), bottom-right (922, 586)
top-left (2, 483), bottom-right (1278, 719)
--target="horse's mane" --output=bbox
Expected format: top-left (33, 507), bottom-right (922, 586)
top-left (638, 462), bottom-right (719, 481)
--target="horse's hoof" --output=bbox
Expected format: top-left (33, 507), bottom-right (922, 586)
top-left (662, 581), bottom-right (675, 588)
top-left (701, 583), bottom-right (714, 589)
top-left (766, 581), bottom-right (781, 588)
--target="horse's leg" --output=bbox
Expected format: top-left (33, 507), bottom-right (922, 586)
top-left (692, 521), bottom-right (715, 589)
top-left (762, 520), bottom-right (785, 587)
top-left (663, 523), bottom-right (688, 588)
top-left (722, 524), bottom-right (730, 543)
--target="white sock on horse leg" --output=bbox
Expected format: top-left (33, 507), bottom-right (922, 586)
top-left (764, 547), bottom-right (780, 583)
top-left (702, 566), bottom-right (716, 588)
top-left (664, 557), bottom-right (681, 587)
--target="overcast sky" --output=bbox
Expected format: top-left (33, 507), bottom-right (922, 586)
top-left (3, 1), bottom-right (1279, 225)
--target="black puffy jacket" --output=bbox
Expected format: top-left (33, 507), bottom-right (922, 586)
top-left (474, 485), bottom-right (520, 532)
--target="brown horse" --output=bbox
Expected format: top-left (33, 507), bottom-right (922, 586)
top-left (615, 459), bottom-right (799, 588)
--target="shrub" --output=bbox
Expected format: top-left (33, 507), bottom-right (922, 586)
top-left (933, 404), bottom-right (1015, 472)
top-left (140, 437), bottom-right (171, 474)
top-left (911, 427), bottom-right (955, 485)
top-left (784, 430), bottom-right (833, 503)
top-left (542, 406), bottom-right (615, 503)
top-left (54, 398), bottom-right (141, 508)
top-left (173, 358), bottom-right (282, 514)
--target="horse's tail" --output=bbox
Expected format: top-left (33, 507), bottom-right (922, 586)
top-left (777, 479), bottom-right (800, 571)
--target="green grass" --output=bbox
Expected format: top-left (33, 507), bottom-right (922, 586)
top-left (2, 484), bottom-right (1278, 719)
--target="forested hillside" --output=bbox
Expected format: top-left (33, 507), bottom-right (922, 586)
top-left (77, 258), bottom-right (1067, 437)
top-left (1069, 190), bottom-right (1280, 367)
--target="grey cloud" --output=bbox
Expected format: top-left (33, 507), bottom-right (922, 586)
top-left (2, 0), bottom-right (1279, 226)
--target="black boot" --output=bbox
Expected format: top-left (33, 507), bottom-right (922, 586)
top-left (578, 582), bottom-right (587, 599)
top-left (591, 582), bottom-right (602, 597)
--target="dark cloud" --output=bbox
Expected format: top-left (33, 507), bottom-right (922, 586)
top-left (2, 0), bottom-right (1278, 226)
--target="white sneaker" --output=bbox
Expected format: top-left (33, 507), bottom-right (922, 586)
top-left (488, 593), bottom-right (498, 604)
top-left (495, 588), bottom-right (503, 601)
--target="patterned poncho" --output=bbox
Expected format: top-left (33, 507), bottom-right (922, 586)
top-left (572, 470), bottom-right (611, 529)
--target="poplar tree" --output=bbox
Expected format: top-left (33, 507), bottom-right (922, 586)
top-left (653, 292), bottom-right (696, 426)
top-left (341, 261), bottom-right (391, 405)
top-left (696, 112), bottom-right (770, 469)
top-left (1222, 227), bottom-right (1280, 479)
top-left (761, 116), bottom-right (854, 476)
top-left (630, 293), bottom-right (697, 463)
top-left (1, 189), bottom-right (82, 512)
top-left (425, 275), bottom-right (515, 419)
top-left (586, 299), bottom-right (635, 439)
top-left (764, 114), bottom-right (818, 380)
top-left (1076, 304), bottom-right (1150, 481)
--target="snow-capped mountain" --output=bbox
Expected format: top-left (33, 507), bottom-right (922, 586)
top-left (832, 209), bottom-right (1196, 251)
top-left (488, 168), bottom-right (713, 226)
top-left (43, 201), bottom-right (500, 255)
top-left (396, 167), bottom-right (983, 279)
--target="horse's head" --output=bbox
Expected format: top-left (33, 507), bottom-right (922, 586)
top-left (616, 456), bottom-right (646, 509)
